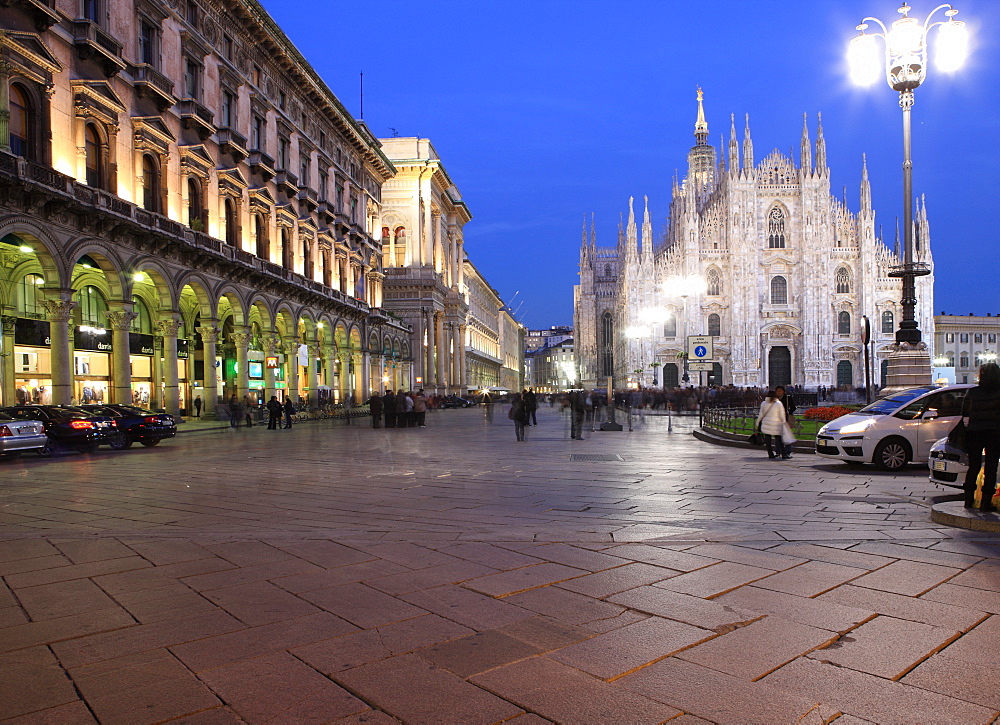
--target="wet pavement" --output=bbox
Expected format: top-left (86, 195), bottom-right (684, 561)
top-left (1, 406), bottom-right (999, 724)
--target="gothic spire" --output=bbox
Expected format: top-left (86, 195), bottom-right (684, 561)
top-left (860, 153), bottom-right (872, 213)
top-left (742, 113), bottom-right (754, 171)
top-left (617, 212), bottom-right (624, 247)
top-left (728, 113), bottom-right (739, 174)
top-left (626, 195), bottom-right (638, 257)
top-left (894, 217), bottom-right (901, 258)
top-left (800, 113), bottom-right (812, 174)
top-left (815, 112), bottom-right (827, 172)
top-left (590, 212), bottom-right (596, 250)
top-left (694, 87), bottom-right (709, 145)
top-left (641, 195), bottom-right (653, 261)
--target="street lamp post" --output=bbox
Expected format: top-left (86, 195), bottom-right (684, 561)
top-left (849, 3), bottom-right (968, 391)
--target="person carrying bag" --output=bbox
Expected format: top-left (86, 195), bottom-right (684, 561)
top-left (755, 391), bottom-right (792, 460)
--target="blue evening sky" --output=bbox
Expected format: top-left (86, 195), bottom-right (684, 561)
top-left (261, 0), bottom-right (1000, 331)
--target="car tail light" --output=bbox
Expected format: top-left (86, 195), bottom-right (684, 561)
top-left (69, 420), bottom-right (94, 430)
top-left (144, 416), bottom-right (159, 423)
top-left (0, 426), bottom-right (11, 437)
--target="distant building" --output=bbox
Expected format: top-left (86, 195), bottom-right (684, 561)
top-left (525, 326), bottom-right (572, 353)
top-left (934, 314), bottom-right (1000, 384)
top-left (528, 338), bottom-right (576, 392)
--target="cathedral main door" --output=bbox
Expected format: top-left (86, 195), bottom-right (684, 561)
top-left (768, 347), bottom-right (792, 389)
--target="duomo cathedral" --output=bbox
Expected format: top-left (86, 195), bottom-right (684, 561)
top-left (574, 91), bottom-right (934, 391)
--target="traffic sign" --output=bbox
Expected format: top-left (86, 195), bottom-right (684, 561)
top-left (689, 362), bottom-right (714, 372)
top-left (687, 335), bottom-right (713, 361)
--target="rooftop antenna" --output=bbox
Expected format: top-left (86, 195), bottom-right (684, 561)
top-left (388, 127), bottom-right (398, 138)
top-left (359, 71), bottom-right (364, 120)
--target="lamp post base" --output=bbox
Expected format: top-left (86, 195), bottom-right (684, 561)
top-left (879, 342), bottom-right (933, 397)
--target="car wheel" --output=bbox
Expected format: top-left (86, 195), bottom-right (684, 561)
top-left (37, 439), bottom-right (55, 458)
top-left (140, 439), bottom-right (161, 447)
top-left (109, 433), bottom-right (132, 450)
top-left (874, 438), bottom-right (911, 471)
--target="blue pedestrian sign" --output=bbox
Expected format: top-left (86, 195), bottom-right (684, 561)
top-left (687, 335), bottom-right (714, 361)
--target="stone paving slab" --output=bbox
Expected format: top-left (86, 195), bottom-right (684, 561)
top-left (3, 409), bottom-right (1000, 723)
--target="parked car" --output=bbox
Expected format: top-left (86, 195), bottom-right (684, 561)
top-left (76, 404), bottom-right (176, 449)
top-left (440, 395), bottom-right (473, 408)
top-left (0, 411), bottom-right (49, 459)
top-left (815, 384), bottom-right (972, 471)
top-left (0, 405), bottom-right (119, 453)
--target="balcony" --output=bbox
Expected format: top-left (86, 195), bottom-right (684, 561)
top-left (72, 19), bottom-right (126, 76)
top-left (297, 185), bottom-right (318, 213)
top-left (274, 170), bottom-right (299, 198)
top-left (178, 98), bottom-right (216, 140)
top-left (22, 0), bottom-right (60, 30)
top-left (130, 63), bottom-right (176, 111)
top-left (248, 150), bottom-right (275, 182)
top-left (217, 127), bottom-right (248, 163)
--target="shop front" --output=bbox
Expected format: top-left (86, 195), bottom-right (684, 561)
top-left (12, 317), bottom-right (53, 404)
top-left (73, 326), bottom-right (112, 404)
top-left (129, 333), bottom-right (155, 407)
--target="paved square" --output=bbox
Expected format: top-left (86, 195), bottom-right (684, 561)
top-left (2, 407), bottom-right (999, 723)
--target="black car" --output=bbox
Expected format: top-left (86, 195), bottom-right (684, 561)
top-left (0, 405), bottom-right (118, 453)
top-left (440, 395), bottom-right (473, 408)
top-left (76, 404), bottom-right (176, 449)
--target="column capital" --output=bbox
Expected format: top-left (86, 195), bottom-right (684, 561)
top-left (106, 310), bottom-right (138, 331)
top-left (156, 318), bottom-right (182, 337)
top-left (1, 315), bottom-right (16, 335)
top-left (306, 342), bottom-right (321, 358)
top-left (197, 326), bottom-right (220, 344)
top-left (230, 331), bottom-right (252, 348)
top-left (262, 333), bottom-right (281, 355)
top-left (41, 299), bottom-right (77, 322)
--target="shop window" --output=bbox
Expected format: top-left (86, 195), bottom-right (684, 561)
top-left (9, 83), bottom-right (36, 161)
top-left (838, 311), bottom-right (851, 335)
top-left (708, 313), bottom-right (721, 337)
top-left (141, 154), bottom-right (161, 213)
top-left (254, 213), bottom-right (268, 259)
top-left (882, 311), bottom-right (894, 334)
top-left (17, 274), bottom-right (44, 315)
top-left (770, 276), bottom-right (787, 305)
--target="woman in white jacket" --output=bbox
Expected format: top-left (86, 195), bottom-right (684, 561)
top-left (756, 391), bottom-right (791, 459)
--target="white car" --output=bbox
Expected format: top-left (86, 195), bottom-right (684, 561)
top-left (815, 385), bottom-right (972, 471)
top-left (928, 436), bottom-right (966, 489)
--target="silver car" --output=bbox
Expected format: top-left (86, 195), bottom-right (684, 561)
top-left (928, 436), bottom-right (1000, 490)
top-left (0, 412), bottom-right (49, 459)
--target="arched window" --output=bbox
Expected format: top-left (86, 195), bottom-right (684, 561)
top-left (130, 296), bottom-right (152, 334)
top-left (75, 286), bottom-right (108, 327)
top-left (770, 276), bottom-right (787, 305)
top-left (280, 227), bottom-right (292, 269)
top-left (187, 178), bottom-right (202, 228)
top-left (394, 226), bottom-right (406, 267)
top-left (835, 267), bottom-right (851, 294)
top-left (604, 264), bottom-right (611, 277)
top-left (708, 313), bottom-right (721, 336)
top-left (303, 237), bottom-right (314, 279)
top-left (322, 249), bottom-right (332, 287)
top-left (600, 311), bottom-right (614, 378)
top-left (881, 310), bottom-right (894, 334)
top-left (9, 83), bottom-right (34, 160)
top-left (17, 273), bottom-right (44, 315)
top-left (837, 360), bottom-right (853, 387)
top-left (838, 311), bottom-right (851, 335)
top-left (84, 124), bottom-right (104, 189)
top-left (767, 206), bottom-right (786, 248)
top-left (141, 154), bottom-right (160, 213)
top-left (663, 314), bottom-right (677, 338)
top-left (254, 214), bottom-right (268, 259)
top-left (706, 268), bottom-right (722, 296)
top-left (224, 198), bottom-right (238, 246)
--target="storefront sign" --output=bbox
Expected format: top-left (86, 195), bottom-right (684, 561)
top-left (265, 356), bottom-right (279, 368)
top-left (75, 328), bottom-right (112, 352)
top-left (14, 318), bottom-right (50, 347)
top-left (177, 339), bottom-right (190, 359)
top-left (129, 333), bottom-right (155, 356)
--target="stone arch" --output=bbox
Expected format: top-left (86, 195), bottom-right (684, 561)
top-left (0, 227), bottom-right (63, 288)
top-left (215, 285), bottom-right (248, 328)
top-left (129, 259), bottom-right (176, 312)
top-left (67, 244), bottom-right (126, 302)
top-left (274, 304), bottom-right (297, 338)
top-left (245, 294), bottom-right (274, 330)
top-left (175, 272), bottom-right (216, 316)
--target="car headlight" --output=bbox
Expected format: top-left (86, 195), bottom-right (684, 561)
top-left (837, 419), bottom-right (876, 436)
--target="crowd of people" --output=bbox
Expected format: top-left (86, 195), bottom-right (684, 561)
top-left (366, 390), bottom-right (430, 428)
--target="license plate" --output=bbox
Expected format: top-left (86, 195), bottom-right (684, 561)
top-left (932, 460), bottom-right (947, 471)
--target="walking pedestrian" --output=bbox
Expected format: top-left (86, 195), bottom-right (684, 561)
top-left (383, 390), bottom-right (397, 428)
top-left (194, 395), bottom-right (202, 418)
top-left (568, 390), bottom-right (586, 440)
top-left (510, 392), bottom-right (528, 441)
top-left (266, 395), bottom-right (282, 430)
top-left (242, 393), bottom-right (255, 427)
top-left (367, 391), bottom-right (383, 428)
top-left (413, 389), bottom-right (428, 427)
top-left (228, 393), bottom-right (241, 428)
top-left (400, 391), bottom-right (415, 427)
top-left (524, 388), bottom-right (538, 426)
top-left (961, 362), bottom-right (1000, 511)
top-left (282, 396), bottom-right (294, 429)
top-left (756, 390), bottom-right (791, 459)
top-left (482, 391), bottom-right (493, 423)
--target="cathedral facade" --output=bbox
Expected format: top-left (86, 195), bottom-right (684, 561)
top-left (574, 93), bottom-right (934, 392)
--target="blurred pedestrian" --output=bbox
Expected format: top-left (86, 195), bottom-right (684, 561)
top-left (228, 393), bottom-right (240, 428)
top-left (383, 390), bottom-right (397, 428)
top-left (962, 362), bottom-right (1000, 511)
top-left (413, 389), bottom-right (428, 427)
top-left (368, 391), bottom-right (383, 428)
top-left (756, 390), bottom-right (790, 459)
top-left (282, 396), bottom-right (294, 429)
top-left (511, 392), bottom-right (527, 441)
top-left (524, 388), bottom-right (538, 426)
top-left (194, 395), bottom-right (202, 418)
top-left (242, 393), bottom-right (255, 427)
top-left (266, 395), bottom-right (282, 430)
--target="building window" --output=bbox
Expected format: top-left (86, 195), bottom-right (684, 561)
top-left (280, 228), bottom-right (292, 269)
top-left (947, 353), bottom-right (955, 366)
top-left (706, 268), bottom-right (721, 296)
top-left (975, 333), bottom-right (983, 344)
top-left (663, 314), bottom-right (677, 338)
top-left (960, 353), bottom-right (969, 368)
top-left (130, 297), bottom-right (152, 334)
top-left (350, 197), bottom-right (357, 222)
top-left (138, 20), bottom-right (158, 67)
top-left (254, 214), bottom-right (268, 259)
top-left (277, 137), bottom-right (289, 170)
top-left (961, 333), bottom-right (969, 343)
top-left (318, 169), bottom-right (327, 201)
top-left (251, 115), bottom-right (264, 151)
top-left (835, 267), bottom-right (851, 294)
top-left (183, 58), bottom-right (201, 99)
top-left (278, 90), bottom-right (286, 110)
top-left (220, 89), bottom-right (235, 128)
top-left (303, 238), bottom-right (313, 279)
top-left (186, 177), bottom-right (202, 227)
top-left (299, 156), bottom-right (309, 187)
top-left (8, 83), bottom-right (35, 160)
top-left (990, 333), bottom-right (997, 344)
top-left (223, 34), bottom-right (233, 61)
top-left (17, 274), bottom-right (43, 315)
top-left (837, 360), bottom-right (853, 387)
top-left (770, 276), bottom-right (787, 305)
top-left (75, 285), bottom-right (108, 327)
top-left (185, 0), bottom-right (198, 25)
top-left (945, 332), bottom-right (955, 343)
top-left (708, 313), bottom-right (721, 337)
top-left (224, 198), bottom-right (238, 247)
top-left (838, 311), bottom-right (851, 335)
top-left (82, 0), bottom-right (100, 22)
top-left (322, 249), bottom-right (332, 287)
top-left (882, 311), bottom-right (894, 334)
top-left (767, 206), bottom-right (786, 248)
top-left (141, 154), bottom-right (160, 213)
top-left (393, 227), bottom-right (406, 266)
top-left (84, 123), bottom-right (105, 189)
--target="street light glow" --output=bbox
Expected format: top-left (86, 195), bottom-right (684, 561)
top-left (936, 17), bottom-right (969, 72)
top-left (849, 32), bottom-right (882, 85)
